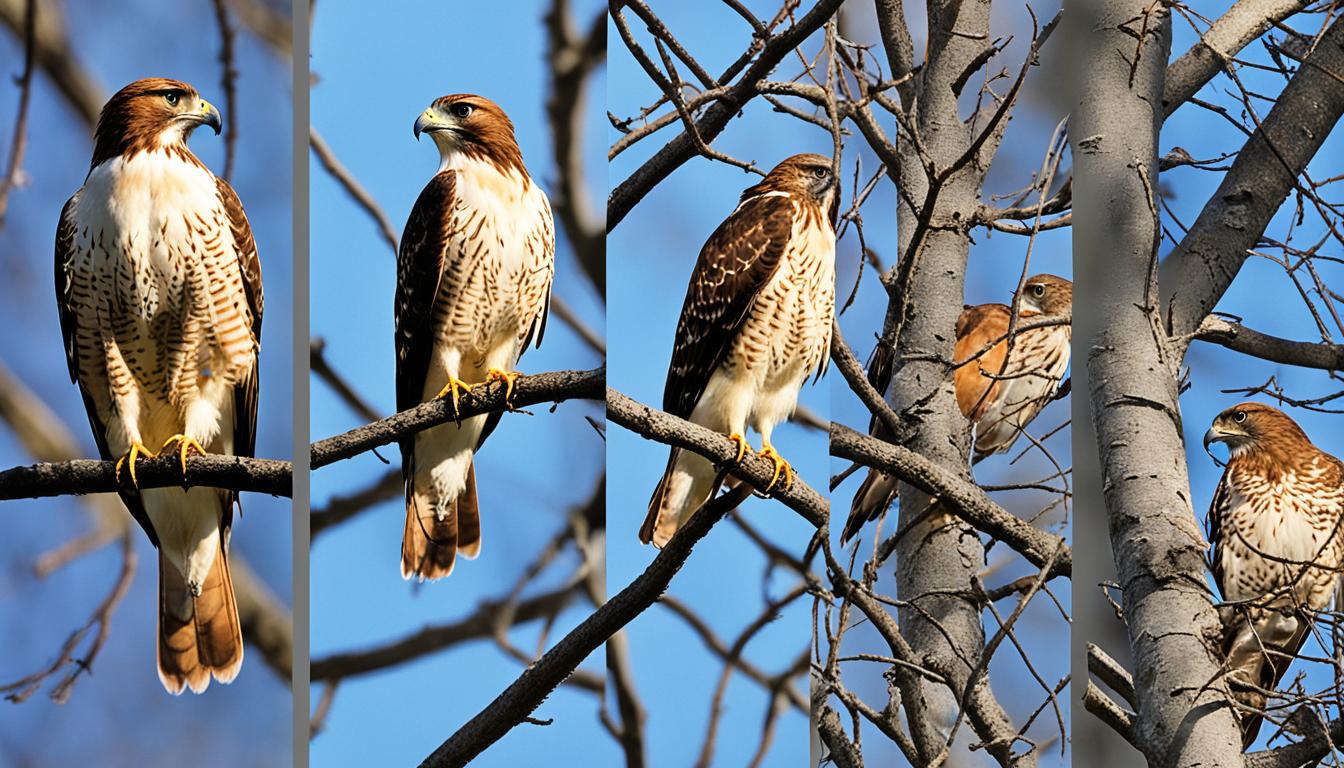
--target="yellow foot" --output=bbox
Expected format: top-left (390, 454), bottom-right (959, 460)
top-left (758, 443), bottom-right (794, 494)
top-left (159, 434), bottom-right (208, 476)
top-left (433, 376), bottom-right (478, 421)
top-left (484, 368), bottom-right (522, 407)
top-left (114, 441), bottom-right (157, 488)
top-left (727, 433), bottom-right (749, 465)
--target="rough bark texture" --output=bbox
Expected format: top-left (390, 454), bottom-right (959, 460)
top-left (884, 0), bottom-right (1022, 763)
top-left (1162, 16), bottom-right (1344, 344)
top-left (1074, 3), bottom-right (1246, 765)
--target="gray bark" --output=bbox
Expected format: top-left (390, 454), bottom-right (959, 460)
top-left (884, 0), bottom-right (1025, 764)
top-left (1162, 16), bottom-right (1344, 344)
top-left (1074, 2), bottom-right (1246, 765)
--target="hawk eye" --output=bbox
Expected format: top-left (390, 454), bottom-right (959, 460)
top-left (811, 167), bottom-right (829, 179)
top-left (1031, 284), bottom-right (1045, 297)
top-left (1233, 410), bottom-right (1247, 423)
top-left (450, 103), bottom-right (474, 119)
top-left (163, 92), bottom-right (180, 106)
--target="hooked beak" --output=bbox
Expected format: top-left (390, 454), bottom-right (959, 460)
top-left (1203, 427), bottom-right (1228, 468)
top-left (413, 110), bottom-right (447, 141)
top-left (195, 99), bottom-right (222, 135)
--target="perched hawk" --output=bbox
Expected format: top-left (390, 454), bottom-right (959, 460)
top-left (842, 274), bottom-right (1071, 543)
top-left (56, 78), bottom-right (261, 693)
top-left (642, 154), bottom-right (838, 548)
top-left (396, 95), bottom-right (554, 580)
top-left (1204, 403), bottom-right (1344, 747)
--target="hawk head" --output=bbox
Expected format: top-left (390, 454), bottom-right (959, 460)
top-left (91, 78), bottom-right (221, 168)
top-left (744, 153), bottom-right (840, 225)
top-left (1204, 402), bottom-right (1311, 461)
top-left (413, 94), bottom-right (525, 177)
top-left (1017, 274), bottom-right (1072, 316)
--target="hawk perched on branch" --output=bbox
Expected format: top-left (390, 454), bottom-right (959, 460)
top-left (396, 95), bottom-right (554, 580)
top-left (1204, 402), bottom-right (1344, 747)
top-left (642, 154), bottom-right (838, 548)
top-left (56, 78), bottom-right (261, 693)
top-left (842, 274), bottom-right (1072, 544)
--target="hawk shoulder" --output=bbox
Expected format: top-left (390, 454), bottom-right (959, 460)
top-left (663, 192), bottom-right (796, 419)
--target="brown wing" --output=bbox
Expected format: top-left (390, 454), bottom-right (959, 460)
top-left (216, 178), bottom-right (262, 535)
top-left (55, 194), bottom-right (156, 546)
top-left (954, 303), bottom-right (1010, 421)
top-left (663, 194), bottom-right (794, 419)
top-left (395, 172), bottom-right (454, 486)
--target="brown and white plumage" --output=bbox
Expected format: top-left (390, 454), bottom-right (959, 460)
top-left (396, 94), bottom-right (554, 580)
top-left (1204, 403), bottom-right (1344, 747)
top-left (842, 274), bottom-right (1071, 544)
top-left (56, 78), bottom-right (260, 693)
top-left (642, 154), bottom-right (838, 548)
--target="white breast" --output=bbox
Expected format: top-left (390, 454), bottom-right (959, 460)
top-left (72, 152), bottom-right (223, 318)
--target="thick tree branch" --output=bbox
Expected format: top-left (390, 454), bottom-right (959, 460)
top-left (310, 367), bottom-right (604, 470)
top-left (0, 454), bottom-right (291, 499)
top-left (1193, 314), bottom-right (1344, 370)
top-left (829, 423), bottom-right (1070, 580)
top-left (607, 0), bottom-right (844, 230)
top-left (604, 387), bottom-right (825, 528)
top-left (417, 482), bottom-right (754, 768)
top-left (1161, 0), bottom-right (1312, 119)
top-left (1163, 15), bottom-right (1344, 345)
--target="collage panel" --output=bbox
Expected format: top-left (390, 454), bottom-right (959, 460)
top-left (827, 2), bottom-right (1072, 766)
top-left (0, 1), bottom-right (294, 766)
top-left (1075, 3), bottom-right (1344, 765)
top-left (0, 2), bottom-right (1341, 767)
top-left (306, 1), bottom-right (607, 765)
top-left (607, 3), bottom-right (838, 766)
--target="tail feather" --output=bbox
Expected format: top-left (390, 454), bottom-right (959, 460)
top-left (157, 545), bottom-right (243, 695)
top-left (642, 448), bottom-right (716, 548)
top-left (841, 469), bottom-right (897, 545)
top-left (1222, 607), bottom-right (1311, 748)
top-left (402, 458), bottom-right (479, 580)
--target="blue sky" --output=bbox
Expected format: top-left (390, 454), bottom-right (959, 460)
top-left (308, 1), bottom-right (608, 766)
top-left (607, 3), bottom-right (836, 766)
top-left (824, 3), bottom-right (1073, 765)
top-left (1161, 12), bottom-right (1344, 753)
top-left (0, 1), bottom-right (293, 766)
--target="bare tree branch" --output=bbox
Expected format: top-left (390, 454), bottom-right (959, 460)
top-left (0, 453), bottom-right (292, 498)
top-left (417, 483), bottom-right (755, 768)
top-left (310, 367), bottom-right (603, 469)
top-left (1163, 15), bottom-right (1344, 344)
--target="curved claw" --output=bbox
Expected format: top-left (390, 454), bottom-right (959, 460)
top-left (758, 443), bottom-right (793, 494)
top-left (433, 376), bottom-right (478, 423)
top-left (485, 368), bottom-right (522, 407)
top-left (114, 441), bottom-right (157, 488)
top-left (727, 433), bottom-right (749, 465)
top-left (159, 434), bottom-right (208, 477)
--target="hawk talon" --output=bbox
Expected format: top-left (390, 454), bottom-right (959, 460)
top-left (433, 376), bottom-right (478, 422)
top-left (758, 444), bottom-right (793, 494)
top-left (159, 434), bottom-right (208, 477)
top-left (727, 433), bottom-right (749, 466)
top-left (484, 368), bottom-right (522, 407)
top-left (114, 441), bottom-right (157, 488)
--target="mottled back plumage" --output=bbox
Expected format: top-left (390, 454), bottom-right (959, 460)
top-left (1205, 402), bottom-right (1344, 747)
top-left (643, 154), bottom-right (837, 547)
top-left (57, 78), bottom-right (258, 693)
top-left (842, 274), bottom-right (1071, 544)
top-left (396, 94), bottom-right (554, 580)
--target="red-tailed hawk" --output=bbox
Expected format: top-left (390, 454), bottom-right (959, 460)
top-left (642, 154), bottom-right (838, 548)
top-left (397, 95), bottom-right (554, 580)
top-left (56, 78), bottom-right (261, 693)
top-left (1204, 402), bottom-right (1344, 747)
top-left (842, 274), bottom-right (1071, 543)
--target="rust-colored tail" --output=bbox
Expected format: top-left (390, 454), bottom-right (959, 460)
top-left (157, 544), bottom-right (243, 695)
top-left (402, 461), bottom-right (480, 580)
